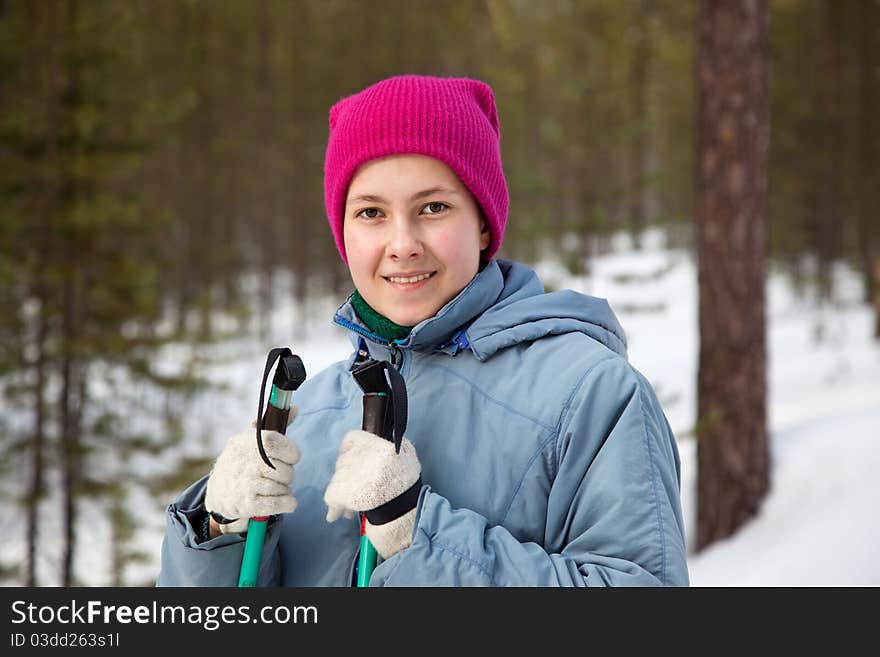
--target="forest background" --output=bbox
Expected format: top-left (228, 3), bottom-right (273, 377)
top-left (0, 0), bottom-right (877, 586)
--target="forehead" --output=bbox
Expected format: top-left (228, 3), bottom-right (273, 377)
top-left (347, 155), bottom-right (464, 195)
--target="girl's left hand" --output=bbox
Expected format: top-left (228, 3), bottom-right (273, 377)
top-left (323, 429), bottom-right (422, 558)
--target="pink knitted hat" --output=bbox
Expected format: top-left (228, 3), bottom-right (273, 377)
top-left (323, 75), bottom-right (509, 264)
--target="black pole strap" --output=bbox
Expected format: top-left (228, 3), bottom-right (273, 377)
top-left (256, 347), bottom-right (292, 469)
top-left (351, 357), bottom-right (408, 454)
top-left (385, 362), bottom-right (408, 454)
top-left (363, 476), bottom-right (422, 525)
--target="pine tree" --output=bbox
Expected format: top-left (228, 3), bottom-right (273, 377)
top-left (695, 0), bottom-right (771, 550)
top-left (0, 0), bottom-right (212, 585)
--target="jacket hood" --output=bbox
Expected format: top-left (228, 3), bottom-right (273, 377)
top-left (334, 259), bottom-right (627, 361)
top-left (467, 260), bottom-right (628, 360)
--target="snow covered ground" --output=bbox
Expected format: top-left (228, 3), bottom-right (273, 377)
top-left (8, 229), bottom-right (879, 586)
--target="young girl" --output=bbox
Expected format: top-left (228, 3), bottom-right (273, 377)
top-left (158, 75), bottom-right (689, 586)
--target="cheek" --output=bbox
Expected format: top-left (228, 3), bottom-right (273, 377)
top-left (344, 227), bottom-right (382, 280)
top-left (343, 227), bottom-right (364, 278)
top-left (436, 229), bottom-right (480, 268)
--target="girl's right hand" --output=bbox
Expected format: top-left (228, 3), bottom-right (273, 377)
top-left (204, 408), bottom-right (300, 534)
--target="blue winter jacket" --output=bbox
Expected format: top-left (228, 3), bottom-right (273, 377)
top-left (158, 259), bottom-right (689, 586)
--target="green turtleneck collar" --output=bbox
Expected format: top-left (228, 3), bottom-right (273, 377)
top-left (350, 290), bottom-right (413, 342)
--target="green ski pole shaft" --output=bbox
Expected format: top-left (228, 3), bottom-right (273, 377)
top-left (239, 349), bottom-right (306, 588)
top-left (239, 386), bottom-right (290, 587)
top-left (357, 515), bottom-right (378, 587)
top-left (238, 515), bottom-right (270, 587)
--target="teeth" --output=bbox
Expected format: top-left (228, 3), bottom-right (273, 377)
top-left (388, 273), bottom-right (433, 284)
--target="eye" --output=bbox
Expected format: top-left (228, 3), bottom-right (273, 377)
top-left (422, 202), bottom-right (449, 215)
top-left (355, 207), bottom-right (383, 220)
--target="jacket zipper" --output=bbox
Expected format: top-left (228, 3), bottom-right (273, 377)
top-left (334, 315), bottom-right (407, 374)
top-left (334, 315), bottom-right (389, 345)
top-left (388, 341), bottom-right (403, 371)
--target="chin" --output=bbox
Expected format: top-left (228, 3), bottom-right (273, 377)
top-left (387, 306), bottom-right (435, 327)
top-left (390, 313), bottom-right (426, 327)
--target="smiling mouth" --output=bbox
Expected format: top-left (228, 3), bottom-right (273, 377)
top-left (383, 272), bottom-right (437, 284)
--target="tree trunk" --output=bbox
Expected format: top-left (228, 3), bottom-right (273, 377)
top-left (59, 244), bottom-right (81, 586)
top-left (695, 0), bottom-right (770, 551)
top-left (24, 0), bottom-right (51, 589)
top-left (873, 261), bottom-right (880, 339)
top-left (57, 0), bottom-right (79, 588)
top-left (26, 272), bottom-right (48, 586)
top-left (857, 0), bottom-right (879, 338)
top-left (813, 0), bottom-right (843, 299)
top-left (629, 0), bottom-right (653, 248)
top-left (256, 0), bottom-right (277, 342)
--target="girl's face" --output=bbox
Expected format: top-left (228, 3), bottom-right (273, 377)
top-left (343, 154), bottom-right (490, 328)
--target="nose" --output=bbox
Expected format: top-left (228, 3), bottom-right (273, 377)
top-left (385, 216), bottom-right (424, 261)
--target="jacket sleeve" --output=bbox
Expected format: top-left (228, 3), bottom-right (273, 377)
top-left (370, 357), bottom-right (689, 586)
top-left (156, 475), bottom-right (284, 587)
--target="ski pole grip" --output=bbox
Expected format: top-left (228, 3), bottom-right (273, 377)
top-left (261, 404), bottom-right (290, 433)
top-left (362, 392), bottom-right (391, 440)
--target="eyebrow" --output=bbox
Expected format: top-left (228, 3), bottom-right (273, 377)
top-left (347, 187), bottom-right (460, 205)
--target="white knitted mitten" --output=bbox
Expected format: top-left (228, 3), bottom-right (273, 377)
top-left (323, 429), bottom-right (421, 558)
top-left (205, 408), bottom-right (300, 534)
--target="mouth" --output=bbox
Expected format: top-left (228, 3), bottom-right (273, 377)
top-left (383, 271), bottom-right (437, 289)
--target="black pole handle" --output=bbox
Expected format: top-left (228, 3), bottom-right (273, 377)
top-left (351, 359), bottom-right (407, 453)
top-left (256, 348), bottom-right (307, 468)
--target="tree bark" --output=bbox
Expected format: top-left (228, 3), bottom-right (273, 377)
top-left (695, 0), bottom-right (770, 551)
top-left (59, 240), bottom-right (80, 586)
top-left (256, 0), bottom-right (277, 342)
top-left (629, 0), bottom-right (653, 248)
top-left (857, 0), bottom-right (879, 337)
top-left (59, 0), bottom-right (82, 587)
top-left (26, 272), bottom-right (48, 586)
top-left (24, 0), bottom-right (50, 589)
top-left (813, 0), bottom-right (843, 299)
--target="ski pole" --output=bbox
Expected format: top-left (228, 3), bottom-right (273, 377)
top-left (351, 358), bottom-right (407, 587)
top-left (238, 347), bottom-right (306, 588)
